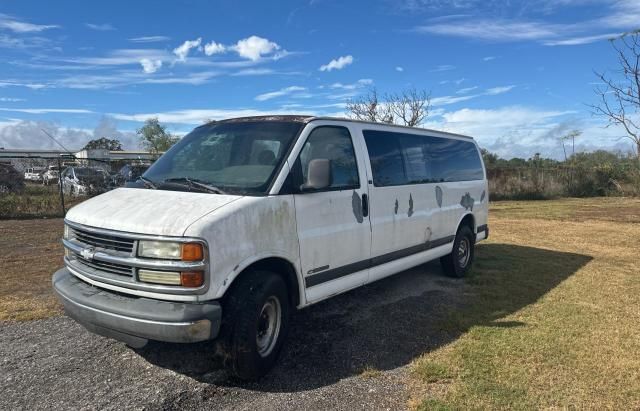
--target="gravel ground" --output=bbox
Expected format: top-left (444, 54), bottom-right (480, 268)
top-left (0, 262), bottom-right (462, 410)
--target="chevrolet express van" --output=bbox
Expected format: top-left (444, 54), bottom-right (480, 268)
top-left (53, 116), bottom-right (489, 380)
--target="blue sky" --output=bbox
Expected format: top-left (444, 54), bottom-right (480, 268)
top-left (0, 0), bottom-right (638, 158)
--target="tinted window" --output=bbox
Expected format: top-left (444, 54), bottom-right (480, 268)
top-left (363, 129), bottom-right (483, 186)
top-left (428, 137), bottom-right (484, 182)
top-left (362, 130), bottom-right (406, 186)
top-left (298, 126), bottom-right (359, 190)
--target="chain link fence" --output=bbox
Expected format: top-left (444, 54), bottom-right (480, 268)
top-left (0, 155), bottom-right (155, 219)
top-left (2, 155), bottom-right (639, 219)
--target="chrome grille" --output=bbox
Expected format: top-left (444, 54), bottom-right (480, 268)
top-left (72, 252), bottom-right (133, 277)
top-left (71, 227), bottom-right (135, 253)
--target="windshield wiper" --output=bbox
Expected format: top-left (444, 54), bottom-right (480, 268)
top-left (139, 176), bottom-right (158, 189)
top-left (162, 177), bottom-right (226, 194)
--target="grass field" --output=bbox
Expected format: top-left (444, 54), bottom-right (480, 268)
top-left (1, 198), bottom-right (638, 408)
top-left (411, 198), bottom-right (640, 409)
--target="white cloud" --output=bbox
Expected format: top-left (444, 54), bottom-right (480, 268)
top-left (319, 55), bottom-right (353, 72)
top-left (412, 1), bottom-right (639, 46)
top-left (0, 14), bottom-right (59, 33)
top-left (432, 85), bottom-right (515, 106)
top-left (544, 33), bottom-right (617, 46)
top-left (85, 23), bottom-right (116, 31)
top-left (0, 107), bottom-right (93, 114)
top-left (0, 117), bottom-right (138, 150)
top-left (431, 64), bottom-right (456, 72)
top-left (129, 36), bottom-right (171, 43)
top-left (456, 86), bottom-right (478, 94)
top-left (255, 86), bottom-right (307, 101)
top-left (396, 66), bottom-right (404, 72)
top-left (0, 97), bottom-right (25, 102)
top-left (110, 109), bottom-right (290, 125)
top-left (483, 56), bottom-right (496, 61)
top-left (486, 85), bottom-right (516, 95)
top-left (232, 36), bottom-right (280, 61)
top-left (139, 58), bottom-right (162, 74)
top-left (173, 38), bottom-right (202, 61)
top-left (204, 40), bottom-right (226, 56)
top-left (0, 81), bottom-right (48, 89)
top-left (431, 95), bottom-right (477, 106)
top-left (421, 105), bottom-right (633, 159)
top-left (329, 79), bottom-right (373, 90)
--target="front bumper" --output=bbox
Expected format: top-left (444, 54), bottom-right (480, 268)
top-left (52, 268), bottom-right (222, 348)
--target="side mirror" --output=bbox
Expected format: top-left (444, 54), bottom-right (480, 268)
top-left (301, 158), bottom-right (331, 191)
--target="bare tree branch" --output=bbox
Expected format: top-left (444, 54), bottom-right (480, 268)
top-left (593, 32), bottom-right (640, 158)
top-left (346, 87), bottom-right (431, 127)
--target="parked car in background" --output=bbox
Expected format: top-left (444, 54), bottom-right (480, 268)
top-left (60, 166), bottom-right (111, 196)
top-left (0, 163), bottom-right (25, 193)
top-left (24, 167), bottom-right (45, 182)
top-left (113, 163), bottom-right (150, 186)
top-left (42, 165), bottom-right (61, 185)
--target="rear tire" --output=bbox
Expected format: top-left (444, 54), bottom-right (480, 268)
top-left (440, 225), bottom-right (475, 278)
top-left (217, 271), bottom-right (290, 381)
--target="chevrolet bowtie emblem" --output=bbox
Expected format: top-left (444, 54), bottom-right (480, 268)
top-left (81, 247), bottom-right (96, 261)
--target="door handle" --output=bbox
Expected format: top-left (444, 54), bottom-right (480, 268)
top-left (362, 193), bottom-right (369, 217)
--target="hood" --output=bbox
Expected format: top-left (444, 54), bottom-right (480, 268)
top-left (65, 187), bottom-right (242, 236)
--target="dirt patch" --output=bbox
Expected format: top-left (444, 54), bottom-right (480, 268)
top-left (0, 218), bottom-right (64, 321)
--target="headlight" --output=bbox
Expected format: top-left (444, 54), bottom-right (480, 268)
top-left (137, 241), bottom-right (204, 261)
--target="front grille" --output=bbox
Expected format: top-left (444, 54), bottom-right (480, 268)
top-left (73, 252), bottom-right (133, 277)
top-left (71, 227), bottom-right (135, 253)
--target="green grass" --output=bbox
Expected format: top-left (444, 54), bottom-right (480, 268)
top-left (411, 197), bottom-right (640, 409)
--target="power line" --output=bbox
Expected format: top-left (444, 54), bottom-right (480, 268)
top-left (40, 128), bottom-right (73, 154)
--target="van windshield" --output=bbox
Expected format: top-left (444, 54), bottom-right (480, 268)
top-left (143, 121), bottom-right (302, 195)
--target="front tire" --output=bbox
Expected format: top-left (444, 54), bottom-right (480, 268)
top-left (218, 271), bottom-right (290, 380)
top-left (440, 225), bottom-right (475, 278)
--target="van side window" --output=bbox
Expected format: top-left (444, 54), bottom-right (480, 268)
top-left (298, 126), bottom-right (359, 190)
top-left (362, 130), bottom-right (407, 186)
top-left (363, 129), bottom-right (483, 186)
top-left (428, 137), bottom-right (484, 182)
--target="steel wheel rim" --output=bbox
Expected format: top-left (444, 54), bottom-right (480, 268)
top-left (458, 237), bottom-right (471, 268)
top-left (256, 296), bottom-right (281, 358)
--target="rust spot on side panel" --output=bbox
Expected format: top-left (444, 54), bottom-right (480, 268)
top-left (460, 192), bottom-right (475, 211)
top-left (435, 186), bottom-right (443, 208)
top-left (408, 193), bottom-right (414, 217)
top-left (352, 190), bottom-right (364, 223)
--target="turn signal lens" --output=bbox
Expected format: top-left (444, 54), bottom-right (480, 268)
top-left (180, 271), bottom-right (204, 287)
top-left (181, 243), bottom-right (204, 261)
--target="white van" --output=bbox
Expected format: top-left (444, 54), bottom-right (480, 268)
top-left (53, 116), bottom-right (488, 380)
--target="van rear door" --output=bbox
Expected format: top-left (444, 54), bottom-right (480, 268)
top-left (290, 123), bottom-right (372, 303)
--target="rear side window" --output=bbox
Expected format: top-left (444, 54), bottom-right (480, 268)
top-left (363, 129), bottom-right (483, 186)
top-left (428, 137), bottom-right (484, 182)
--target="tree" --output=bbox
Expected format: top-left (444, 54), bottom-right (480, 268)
top-left (83, 137), bottom-right (123, 151)
top-left (346, 87), bottom-right (431, 127)
top-left (593, 31), bottom-right (640, 159)
top-left (137, 118), bottom-right (179, 153)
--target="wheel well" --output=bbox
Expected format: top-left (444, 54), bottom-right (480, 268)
top-left (229, 257), bottom-right (301, 307)
top-left (459, 213), bottom-right (475, 233)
